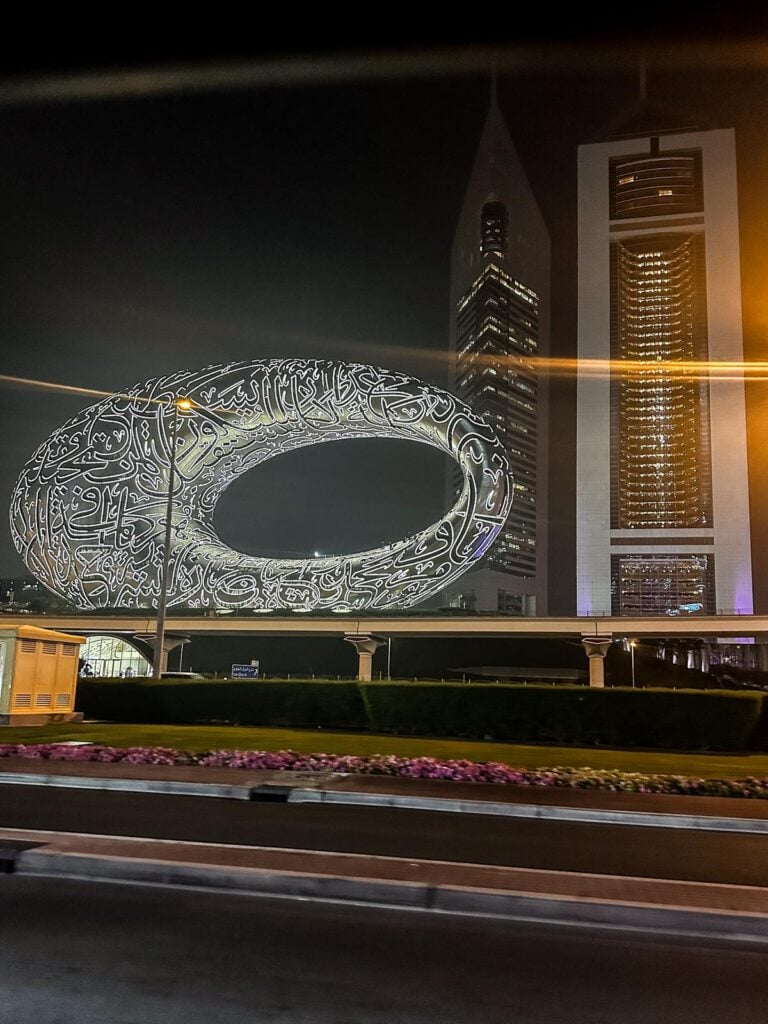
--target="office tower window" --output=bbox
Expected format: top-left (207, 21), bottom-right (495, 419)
top-left (610, 151), bottom-right (703, 220)
top-left (480, 201), bottom-right (508, 258)
top-left (455, 261), bottom-right (538, 578)
top-left (610, 233), bottom-right (712, 529)
top-left (611, 554), bottom-right (715, 616)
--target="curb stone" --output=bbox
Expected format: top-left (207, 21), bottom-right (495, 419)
top-left (0, 771), bottom-right (253, 800)
top-left (2, 769), bottom-right (768, 833)
top-left (289, 788), bottom-right (768, 833)
top-left (12, 846), bottom-right (768, 946)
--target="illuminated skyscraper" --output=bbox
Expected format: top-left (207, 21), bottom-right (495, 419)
top-left (576, 112), bottom-right (753, 616)
top-left (444, 87), bottom-right (550, 614)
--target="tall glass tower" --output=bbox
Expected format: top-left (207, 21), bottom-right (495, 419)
top-left (576, 113), bottom-right (753, 616)
top-left (444, 87), bottom-right (550, 614)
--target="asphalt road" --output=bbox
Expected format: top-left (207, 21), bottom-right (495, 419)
top-left (1, 875), bottom-right (767, 1024)
top-left (1, 784), bottom-right (768, 886)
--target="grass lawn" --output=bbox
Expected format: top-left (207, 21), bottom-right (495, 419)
top-left (1, 722), bottom-right (768, 778)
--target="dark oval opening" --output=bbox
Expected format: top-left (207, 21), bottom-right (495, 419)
top-left (213, 438), bottom-right (453, 558)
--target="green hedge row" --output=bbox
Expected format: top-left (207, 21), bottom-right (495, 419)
top-left (75, 679), bottom-right (768, 751)
top-left (77, 679), bottom-right (368, 731)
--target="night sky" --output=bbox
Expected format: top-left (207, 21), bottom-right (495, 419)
top-left (1, 42), bottom-right (767, 614)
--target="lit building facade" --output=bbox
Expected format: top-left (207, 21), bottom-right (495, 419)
top-left (80, 635), bottom-right (151, 678)
top-left (577, 120), bottom-right (753, 616)
top-left (444, 89), bottom-right (550, 614)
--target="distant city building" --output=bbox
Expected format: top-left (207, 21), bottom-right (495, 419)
top-left (443, 86), bottom-right (550, 615)
top-left (1, 575), bottom-right (43, 608)
top-left (576, 107), bottom-right (753, 616)
top-left (0, 574), bottom-right (72, 613)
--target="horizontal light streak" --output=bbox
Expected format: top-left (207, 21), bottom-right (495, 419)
top-left (330, 339), bottom-right (768, 383)
top-left (447, 354), bottom-right (768, 382)
top-left (2, 42), bottom-right (768, 107)
top-left (552, 357), bottom-right (768, 382)
top-left (2, 355), bottom-right (767, 409)
top-left (0, 373), bottom-right (185, 407)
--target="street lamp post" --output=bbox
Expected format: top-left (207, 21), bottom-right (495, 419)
top-left (630, 640), bottom-right (637, 689)
top-left (152, 398), bottom-right (192, 678)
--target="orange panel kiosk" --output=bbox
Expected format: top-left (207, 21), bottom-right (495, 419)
top-left (0, 624), bottom-right (86, 725)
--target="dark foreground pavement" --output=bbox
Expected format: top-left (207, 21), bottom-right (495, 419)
top-left (4, 782), bottom-right (768, 943)
top-left (3, 765), bottom-right (768, 945)
top-left (1, 875), bottom-right (767, 1024)
top-left (2, 783), bottom-right (768, 885)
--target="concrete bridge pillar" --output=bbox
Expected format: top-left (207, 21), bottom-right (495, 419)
top-left (581, 636), bottom-right (613, 688)
top-left (700, 644), bottom-right (711, 674)
top-left (134, 632), bottom-right (189, 676)
top-left (344, 634), bottom-right (386, 682)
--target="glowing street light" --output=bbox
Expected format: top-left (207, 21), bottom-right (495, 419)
top-left (152, 397), bottom-right (194, 678)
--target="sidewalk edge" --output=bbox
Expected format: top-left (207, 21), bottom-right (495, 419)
top-left (290, 788), bottom-right (768, 833)
top-left (14, 848), bottom-right (768, 945)
top-left (0, 772), bottom-right (252, 800)
top-left (3, 769), bottom-right (768, 832)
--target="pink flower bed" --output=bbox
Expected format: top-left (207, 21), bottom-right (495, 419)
top-left (0, 743), bottom-right (189, 766)
top-left (1, 742), bottom-right (767, 798)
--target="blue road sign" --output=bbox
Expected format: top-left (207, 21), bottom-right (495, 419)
top-left (231, 663), bottom-right (259, 678)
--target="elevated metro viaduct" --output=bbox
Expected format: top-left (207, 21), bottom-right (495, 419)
top-left (6, 614), bottom-right (768, 686)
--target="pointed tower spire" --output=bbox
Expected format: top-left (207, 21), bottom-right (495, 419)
top-left (451, 86), bottom-right (548, 300)
top-left (594, 53), bottom-right (703, 141)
